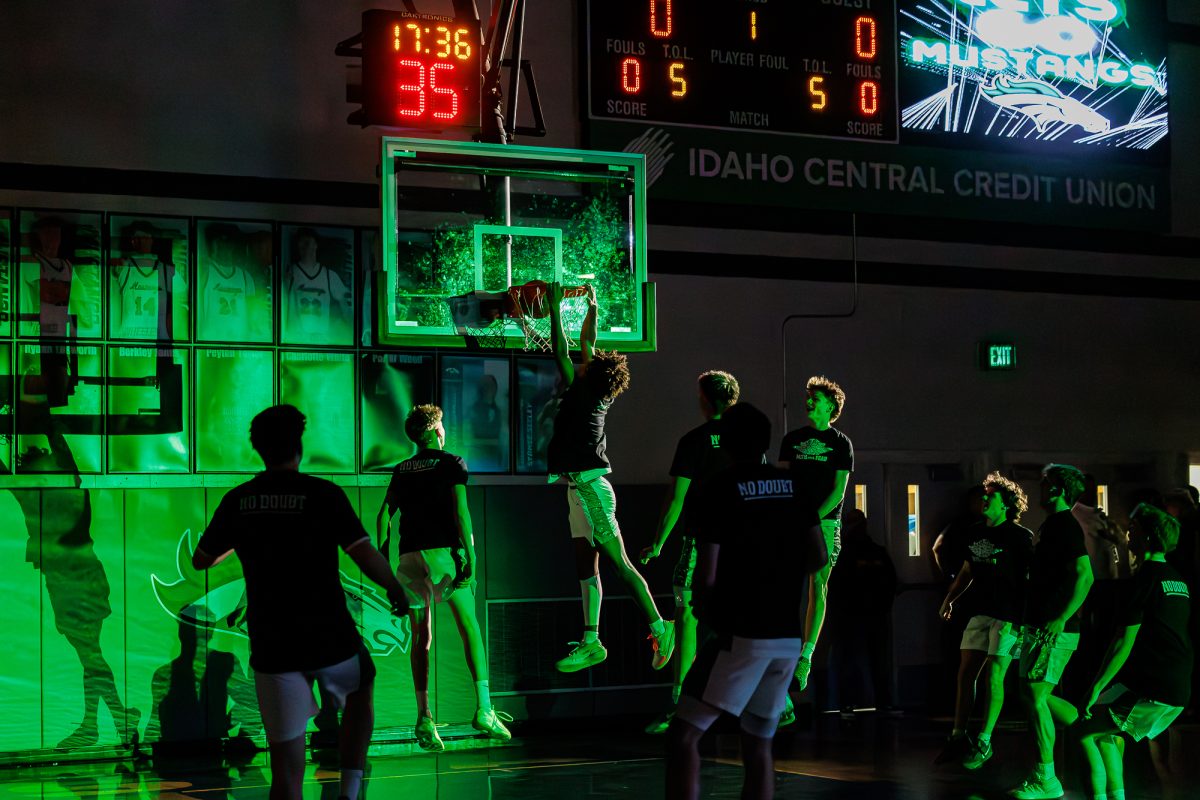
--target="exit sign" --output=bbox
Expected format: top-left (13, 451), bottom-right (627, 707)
top-left (979, 342), bottom-right (1016, 371)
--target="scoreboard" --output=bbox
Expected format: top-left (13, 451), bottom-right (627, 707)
top-left (586, 0), bottom-right (899, 141)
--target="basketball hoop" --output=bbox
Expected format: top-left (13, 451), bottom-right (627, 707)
top-left (448, 280), bottom-right (588, 351)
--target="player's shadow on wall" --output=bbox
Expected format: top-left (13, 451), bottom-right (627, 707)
top-left (147, 611), bottom-right (260, 757)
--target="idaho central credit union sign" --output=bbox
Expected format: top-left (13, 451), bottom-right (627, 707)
top-left (585, 0), bottom-right (1170, 231)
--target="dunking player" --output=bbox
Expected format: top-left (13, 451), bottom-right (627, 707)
top-left (1073, 503), bottom-right (1192, 800)
top-left (779, 376), bottom-right (854, 691)
top-left (640, 370), bottom-right (740, 733)
top-left (1010, 464), bottom-right (1093, 800)
top-left (193, 406), bottom-right (408, 800)
top-left (377, 404), bottom-right (511, 752)
top-left (937, 472), bottom-right (1033, 769)
top-left (545, 282), bottom-right (675, 672)
top-left (666, 403), bottom-right (828, 800)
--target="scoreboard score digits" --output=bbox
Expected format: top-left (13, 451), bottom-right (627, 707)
top-left (587, 0), bottom-right (899, 141)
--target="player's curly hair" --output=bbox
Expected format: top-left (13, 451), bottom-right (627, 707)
top-left (982, 471), bottom-right (1028, 522)
top-left (404, 404), bottom-right (443, 444)
top-left (586, 349), bottom-right (630, 400)
top-left (807, 375), bottom-right (846, 422)
top-left (1042, 463), bottom-right (1086, 506)
top-left (1130, 502), bottom-right (1180, 554)
top-left (250, 404), bottom-right (306, 466)
top-left (698, 370), bottom-right (740, 412)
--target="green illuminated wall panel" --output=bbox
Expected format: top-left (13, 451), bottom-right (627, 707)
top-left (362, 486), bottom-right (418, 730)
top-left (108, 347), bottom-right (189, 473)
top-left (0, 489), bottom-right (42, 750)
top-left (361, 352), bottom-right (434, 472)
top-left (107, 215), bottom-right (190, 342)
top-left (280, 224), bottom-right (355, 348)
top-left (279, 351), bottom-right (355, 473)
top-left (37, 489), bottom-right (128, 749)
top-left (1, 210), bottom-right (11, 339)
top-left (196, 220), bottom-right (273, 344)
top-left (125, 487), bottom-right (255, 746)
top-left (0, 343), bottom-right (11, 474)
top-left (16, 343), bottom-right (102, 474)
top-left (17, 210), bottom-right (102, 340)
top-left (441, 355), bottom-right (510, 473)
top-left (195, 349), bottom-right (273, 472)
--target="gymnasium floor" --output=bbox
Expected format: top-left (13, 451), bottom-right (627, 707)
top-left (0, 712), bottom-right (1184, 799)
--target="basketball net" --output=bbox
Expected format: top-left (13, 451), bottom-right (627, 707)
top-left (453, 281), bottom-right (587, 352)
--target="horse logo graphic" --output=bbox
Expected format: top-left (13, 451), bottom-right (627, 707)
top-left (152, 529), bottom-right (411, 656)
top-left (982, 77), bottom-right (1110, 134)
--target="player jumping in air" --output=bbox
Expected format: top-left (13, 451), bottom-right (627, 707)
top-left (377, 404), bottom-right (512, 752)
top-left (779, 376), bottom-right (854, 692)
top-left (545, 282), bottom-right (675, 673)
top-left (640, 370), bottom-right (739, 733)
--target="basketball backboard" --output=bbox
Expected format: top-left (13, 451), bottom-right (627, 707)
top-left (377, 137), bottom-right (655, 351)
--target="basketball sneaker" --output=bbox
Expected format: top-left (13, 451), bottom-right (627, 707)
top-left (555, 640), bottom-right (608, 672)
top-left (1008, 774), bottom-right (1064, 799)
top-left (650, 621), bottom-right (676, 670)
top-left (472, 707), bottom-right (514, 741)
top-left (962, 737), bottom-right (993, 770)
top-left (414, 714), bottom-right (445, 752)
top-left (644, 710), bottom-right (674, 734)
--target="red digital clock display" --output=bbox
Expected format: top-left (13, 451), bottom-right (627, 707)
top-left (587, 0), bottom-right (898, 142)
top-left (362, 10), bottom-right (481, 130)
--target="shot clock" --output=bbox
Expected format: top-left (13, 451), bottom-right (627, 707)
top-left (586, 0), bottom-right (898, 141)
top-left (361, 9), bottom-right (482, 130)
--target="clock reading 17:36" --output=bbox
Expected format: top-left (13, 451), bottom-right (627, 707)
top-left (361, 10), bottom-right (482, 130)
top-left (586, 0), bottom-right (899, 142)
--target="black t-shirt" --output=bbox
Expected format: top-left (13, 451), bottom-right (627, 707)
top-left (964, 520), bottom-right (1034, 623)
top-left (670, 418), bottom-right (734, 535)
top-left (546, 378), bottom-right (612, 474)
top-left (1024, 510), bottom-right (1090, 631)
top-left (1115, 560), bottom-right (1193, 707)
top-left (693, 464), bottom-right (822, 638)
top-left (778, 425), bottom-right (854, 519)
top-left (197, 471), bottom-right (368, 674)
top-left (386, 448), bottom-right (469, 554)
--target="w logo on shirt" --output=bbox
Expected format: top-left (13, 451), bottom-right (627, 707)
top-left (710, 434), bottom-right (720, 448)
top-left (792, 439), bottom-right (833, 461)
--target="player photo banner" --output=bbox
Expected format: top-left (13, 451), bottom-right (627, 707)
top-left (899, 0), bottom-right (1169, 158)
top-left (280, 225), bottom-right (355, 347)
top-left (108, 216), bottom-right (190, 342)
top-left (196, 220), bottom-right (273, 345)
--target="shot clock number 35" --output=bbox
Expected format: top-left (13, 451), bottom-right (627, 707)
top-left (586, 0), bottom-right (898, 141)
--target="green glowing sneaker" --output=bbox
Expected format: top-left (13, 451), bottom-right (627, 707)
top-left (794, 656), bottom-right (812, 691)
top-left (472, 707), bottom-right (514, 741)
top-left (1007, 774), bottom-right (1064, 799)
top-left (650, 621), bottom-right (676, 670)
top-left (414, 714), bottom-right (445, 752)
top-left (555, 640), bottom-right (608, 672)
top-left (962, 738), bottom-right (993, 770)
top-left (645, 711), bottom-right (674, 735)
top-left (778, 695), bottom-right (796, 728)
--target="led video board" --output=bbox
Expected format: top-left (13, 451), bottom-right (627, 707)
top-left (899, 0), bottom-right (1168, 158)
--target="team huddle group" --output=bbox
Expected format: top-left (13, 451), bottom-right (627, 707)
top-left (187, 284), bottom-right (1193, 800)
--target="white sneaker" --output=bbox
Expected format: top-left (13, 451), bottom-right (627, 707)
top-left (555, 640), bottom-right (608, 672)
top-left (650, 622), bottom-right (676, 670)
top-left (472, 707), bottom-right (513, 741)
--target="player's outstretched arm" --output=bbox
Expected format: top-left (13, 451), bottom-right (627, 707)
top-left (346, 539), bottom-right (410, 616)
top-left (1082, 624), bottom-right (1139, 718)
top-left (548, 281), bottom-right (575, 386)
top-left (640, 475), bottom-right (692, 564)
top-left (376, 494), bottom-right (397, 549)
top-left (580, 284), bottom-right (598, 365)
top-left (938, 561), bottom-right (973, 620)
